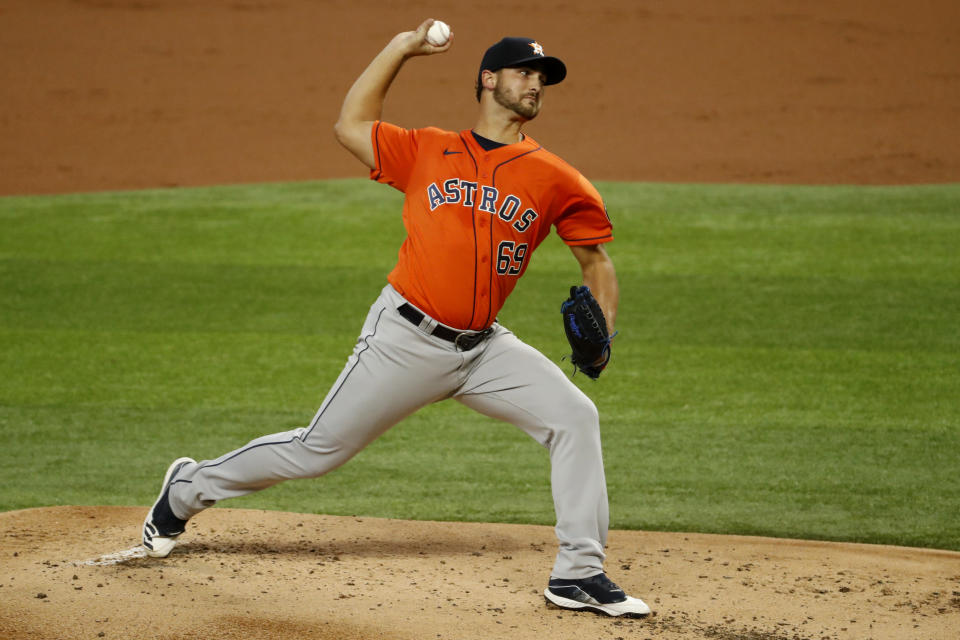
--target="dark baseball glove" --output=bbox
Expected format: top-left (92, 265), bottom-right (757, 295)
top-left (561, 285), bottom-right (613, 379)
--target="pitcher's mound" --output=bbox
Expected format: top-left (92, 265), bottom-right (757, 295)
top-left (1, 506), bottom-right (957, 639)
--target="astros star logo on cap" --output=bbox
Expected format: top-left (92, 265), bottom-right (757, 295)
top-left (529, 41), bottom-right (544, 56)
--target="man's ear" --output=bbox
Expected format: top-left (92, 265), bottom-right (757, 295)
top-left (481, 69), bottom-right (498, 92)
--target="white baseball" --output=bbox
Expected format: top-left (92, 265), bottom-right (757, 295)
top-left (426, 20), bottom-right (451, 46)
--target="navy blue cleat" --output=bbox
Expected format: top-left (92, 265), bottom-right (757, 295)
top-left (142, 457), bottom-right (194, 558)
top-left (544, 572), bottom-right (652, 618)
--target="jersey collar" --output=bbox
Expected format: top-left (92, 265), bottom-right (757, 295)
top-left (460, 129), bottom-right (540, 158)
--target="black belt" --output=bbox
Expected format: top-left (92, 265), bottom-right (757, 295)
top-left (397, 303), bottom-right (494, 351)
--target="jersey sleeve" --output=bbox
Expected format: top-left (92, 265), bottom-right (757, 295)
top-left (554, 172), bottom-right (614, 245)
top-left (369, 121), bottom-right (420, 192)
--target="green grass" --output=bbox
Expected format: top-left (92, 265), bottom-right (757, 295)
top-left (1, 180), bottom-right (958, 550)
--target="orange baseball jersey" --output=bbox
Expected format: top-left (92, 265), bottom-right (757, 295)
top-left (371, 121), bottom-right (612, 331)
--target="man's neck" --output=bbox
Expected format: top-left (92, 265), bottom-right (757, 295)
top-left (473, 112), bottom-right (526, 145)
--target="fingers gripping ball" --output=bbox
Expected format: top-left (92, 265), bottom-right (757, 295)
top-left (426, 20), bottom-right (451, 46)
top-left (561, 286), bottom-right (614, 379)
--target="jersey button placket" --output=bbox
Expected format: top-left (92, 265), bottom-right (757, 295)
top-left (474, 155), bottom-right (493, 324)
top-left (476, 212), bottom-right (491, 316)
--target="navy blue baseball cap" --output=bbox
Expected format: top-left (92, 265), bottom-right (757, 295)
top-left (476, 37), bottom-right (567, 100)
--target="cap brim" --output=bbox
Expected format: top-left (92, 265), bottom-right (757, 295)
top-left (503, 55), bottom-right (567, 85)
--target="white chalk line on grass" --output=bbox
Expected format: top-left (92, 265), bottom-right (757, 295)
top-left (77, 545), bottom-right (148, 566)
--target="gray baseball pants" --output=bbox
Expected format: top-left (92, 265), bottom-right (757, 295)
top-left (167, 284), bottom-right (610, 579)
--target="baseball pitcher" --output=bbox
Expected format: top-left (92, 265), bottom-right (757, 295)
top-left (142, 19), bottom-right (651, 618)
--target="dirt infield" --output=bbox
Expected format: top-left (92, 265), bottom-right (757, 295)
top-left (2, 2), bottom-right (959, 639)
top-left (1, 0), bottom-right (959, 195)
top-left (2, 507), bottom-right (959, 640)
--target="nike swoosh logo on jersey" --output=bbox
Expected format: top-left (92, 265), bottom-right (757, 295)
top-left (443, 149), bottom-right (463, 155)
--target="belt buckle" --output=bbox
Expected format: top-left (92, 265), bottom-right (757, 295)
top-left (454, 332), bottom-right (475, 351)
top-left (455, 329), bottom-right (490, 351)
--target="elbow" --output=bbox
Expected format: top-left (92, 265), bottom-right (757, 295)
top-left (333, 119), bottom-right (348, 146)
top-left (334, 112), bottom-right (360, 146)
top-left (334, 117), bottom-right (370, 150)
top-left (331, 118), bottom-right (377, 170)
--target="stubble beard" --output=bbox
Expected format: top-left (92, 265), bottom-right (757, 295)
top-left (493, 84), bottom-right (541, 120)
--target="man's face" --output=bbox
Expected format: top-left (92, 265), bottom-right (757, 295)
top-left (492, 66), bottom-right (547, 120)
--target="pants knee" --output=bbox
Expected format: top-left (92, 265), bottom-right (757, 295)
top-left (570, 395), bottom-right (600, 430)
top-left (547, 394), bottom-right (600, 447)
top-left (290, 426), bottom-right (363, 478)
